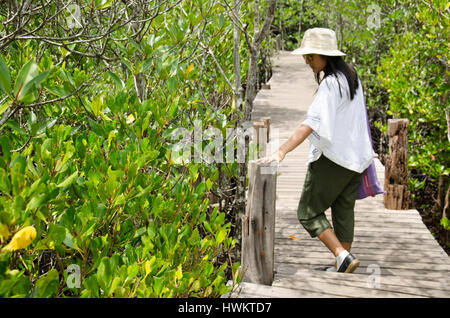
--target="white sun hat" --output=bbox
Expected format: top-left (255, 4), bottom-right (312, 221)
top-left (292, 28), bottom-right (346, 56)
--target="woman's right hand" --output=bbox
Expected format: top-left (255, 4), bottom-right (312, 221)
top-left (257, 150), bottom-right (285, 164)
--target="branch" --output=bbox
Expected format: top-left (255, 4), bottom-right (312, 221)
top-left (254, 0), bottom-right (278, 47)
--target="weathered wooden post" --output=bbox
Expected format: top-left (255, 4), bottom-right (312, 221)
top-left (384, 118), bottom-right (410, 209)
top-left (275, 34), bottom-right (282, 51)
top-left (241, 160), bottom-right (277, 285)
top-left (260, 117), bottom-right (271, 142)
top-left (252, 121), bottom-right (267, 159)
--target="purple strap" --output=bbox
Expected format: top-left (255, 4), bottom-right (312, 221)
top-left (356, 92), bottom-right (385, 200)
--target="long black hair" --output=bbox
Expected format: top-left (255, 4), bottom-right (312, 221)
top-left (315, 56), bottom-right (359, 100)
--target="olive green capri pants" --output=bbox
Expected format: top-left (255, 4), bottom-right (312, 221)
top-left (297, 154), bottom-right (363, 242)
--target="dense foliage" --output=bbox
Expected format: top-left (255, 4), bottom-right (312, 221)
top-left (0, 0), bottom-right (270, 297)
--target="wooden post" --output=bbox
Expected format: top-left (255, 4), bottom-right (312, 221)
top-left (384, 119), bottom-right (410, 209)
top-left (252, 121), bottom-right (267, 159)
top-left (275, 34), bottom-right (282, 51)
top-left (241, 160), bottom-right (277, 285)
top-left (260, 117), bottom-right (270, 141)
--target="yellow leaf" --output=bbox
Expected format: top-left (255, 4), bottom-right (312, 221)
top-left (126, 113), bottom-right (135, 124)
top-left (108, 129), bottom-right (118, 148)
top-left (100, 112), bottom-right (112, 121)
top-left (288, 235), bottom-right (302, 241)
top-left (1, 226), bottom-right (37, 252)
top-left (92, 95), bottom-right (104, 116)
top-left (185, 64), bottom-right (194, 76)
top-left (175, 265), bottom-right (182, 281)
top-left (145, 260), bottom-right (151, 276)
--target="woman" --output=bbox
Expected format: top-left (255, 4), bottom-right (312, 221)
top-left (258, 28), bottom-right (374, 273)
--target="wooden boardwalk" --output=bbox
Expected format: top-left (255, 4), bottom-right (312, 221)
top-left (230, 51), bottom-right (450, 298)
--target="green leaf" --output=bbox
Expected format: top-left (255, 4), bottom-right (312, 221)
top-left (118, 55), bottom-right (132, 73)
top-left (56, 170), bottom-right (78, 188)
top-left (45, 85), bottom-right (71, 97)
top-left (97, 257), bottom-right (112, 292)
top-left (48, 224), bottom-right (66, 245)
top-left (142, 58), bottom-right (153, 73)
top-left (167, 76), bottom-right (177, 94)
top-left (441, 217), bottom-right (450, 230)
top-left (205, 178), bottom-right (213, 191)
top-left (0, 100), bottom-right (10, 116)
top-left (107, 71), bottom-right (124, 89)
top-left (33, 269), bottom-right (59, 298)
top-left (14, 59), bottom-right (39, 101)
top-left (63, 229), bottom-right (78, 250)
top-left (168, 101), bottom-right (178, 119)
top-left (126, 34), bottom-right (142, 54)
top-left (203, 221), bottom-right (212, 233)
top-left (27, 70), bottom-right (49, 89)
top-left (133, 227), bottom-right (147, 238)
top-left (127, 263), bottom-right (139, 279)
top-left (26, 194), bottom-right (46, 211)
top-left (153, 276), bottom-right (164, 296)
top-left (215, 229), bottom-right (227, 244)
top-left (0, 56), bottom-right (11, 95)
top-left (95, 0), bottom-right (114, 9)
top-left (36, 118), bottom-right (58, 136)
top-left (60, 68), bottom-right (76, 88)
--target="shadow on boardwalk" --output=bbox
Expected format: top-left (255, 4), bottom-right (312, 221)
top-left (229, 51), bottom-right (450, 298)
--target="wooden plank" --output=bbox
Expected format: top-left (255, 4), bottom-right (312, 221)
top-left (276, 230), bottom-right (437, 241)
top-left (274, 245), bottom-right (446, 258)
top-left (274, 268), bottom-right (450, 293)
top-left (274, 274), bottom-right (450, 298)
top-left (276, 256), bottom-right (450, 272)
top-left (273, 250), bottom-right (450, 267)
top-left (275, 241), bottom-right (449, 257)
top-left (277, 262), bottom-right (450, 282)
top-left (275, 236), bottom-right (447, 249)
top-left (276, 224), bottom-right (436, 236)
top-left (276, 224), bottom-right (433, 235)
top-left (275, 262), bottom-right (450, 282)
top-left (228, 282), bottom-right (341, 298)
top-left (275, 236), bottom-right (447, 248)
top-left (276, 234), bottom-right (443, 246)
top-left (272, 275), bottom-right (425, 298)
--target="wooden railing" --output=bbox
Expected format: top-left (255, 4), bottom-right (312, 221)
top-left (384, 118), bottom-right (410, 210)
top-left (241, 118), bottom-right (277, 286)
